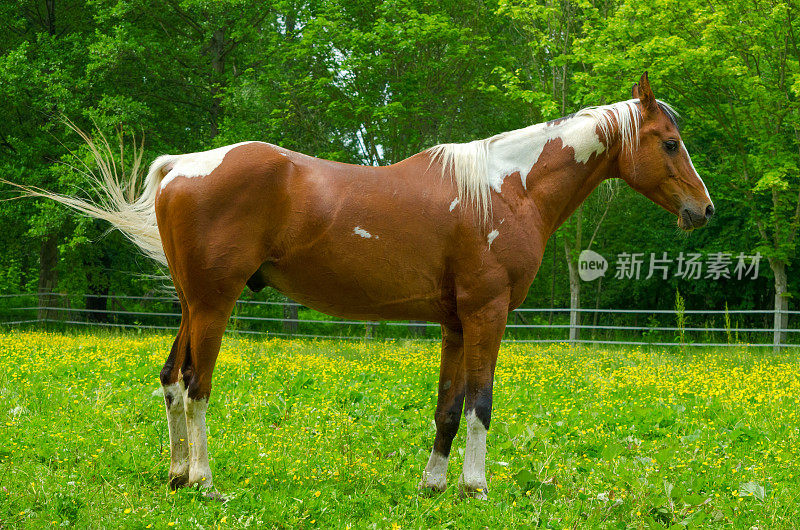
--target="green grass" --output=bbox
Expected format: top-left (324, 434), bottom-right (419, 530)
top-left (1, 331), bottom-right (799, 528)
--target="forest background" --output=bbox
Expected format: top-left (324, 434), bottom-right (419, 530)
top-left (1, 0), bottom-right (797, 334)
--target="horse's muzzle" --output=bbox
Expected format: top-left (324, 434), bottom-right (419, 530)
top-left (678, 205), bottom-right (712, 230)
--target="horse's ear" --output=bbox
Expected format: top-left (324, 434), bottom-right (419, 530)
top-left (631, 83), bottom-right (640, 99)
top-left (637, 72), bottom-right (658, 118)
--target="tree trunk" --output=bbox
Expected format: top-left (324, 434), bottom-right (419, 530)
top-left (565, 251), bottom-right (580, 343)
top-left (37, 234), bottom-right (59, 322)
top-left (86, 286), bottom-right (109, 323)
top-left (592, 276), bottom-right (603, 341)
top-left (45, 0), bottom-right (56, 35)
top-left (564, 207), bottom-right (582, 344)
top-left (770, 258), bottom-right (789, 352)
top-left (208, 28), bottom-right (226, 139)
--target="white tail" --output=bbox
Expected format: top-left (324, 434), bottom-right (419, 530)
top-left (3, 123), bottom-right (174, 265)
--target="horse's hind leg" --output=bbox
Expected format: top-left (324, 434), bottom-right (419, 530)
top-left (181, 298), bottom-right (238, 490)
top-left (419, 323), bottom-right (465, 492)
top-left (160, 300), bottom-right (191, 488)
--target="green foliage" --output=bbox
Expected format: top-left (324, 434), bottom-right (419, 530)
top-left (0, 0), bottom-right (796, 315)
top-left (572, 0), bottom-right (800, 267)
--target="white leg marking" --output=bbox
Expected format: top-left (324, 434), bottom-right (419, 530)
top-left (461, 410), bottom-right (488, 498)
top-left (419, 450), bottom-right (449, 491)
top-left (163, 381), bottom-right (189, 484)
top-left (184, 393), bottom-right (213, 488)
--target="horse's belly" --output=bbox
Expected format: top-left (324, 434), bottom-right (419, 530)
top-left (265, 245), bottom-right (451, 322)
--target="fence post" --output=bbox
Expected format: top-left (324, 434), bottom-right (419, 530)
top-left (410, 320), bottom-right (426, 337)
top-left (773, 262), bottom-right (789, 352)
top-left (282, 300), bottom-right (298, 335)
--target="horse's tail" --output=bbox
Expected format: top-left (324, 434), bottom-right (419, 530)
top-left (3, 124), bottom-right (172, 266)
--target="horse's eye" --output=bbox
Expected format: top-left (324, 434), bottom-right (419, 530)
top-left (664, 140), bottom-right (679, 152)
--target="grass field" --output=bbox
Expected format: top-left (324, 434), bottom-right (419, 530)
top-left (1, 331), bottom-right (798, 528)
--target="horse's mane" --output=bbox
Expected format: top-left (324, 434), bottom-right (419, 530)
top-left (428, 99), bottom-right (678, 227)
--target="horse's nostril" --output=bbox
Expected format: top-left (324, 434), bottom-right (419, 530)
top-left (705, 204), bottom-right (715, 219)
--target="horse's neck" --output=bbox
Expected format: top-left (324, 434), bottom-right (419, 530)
top-left (531, 155), bottom-right (616, 236)
top-left (510, 123), bottom-right (620, 238)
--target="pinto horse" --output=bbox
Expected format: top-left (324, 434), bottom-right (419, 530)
top-left (28, 73), bottom-right (712, 498)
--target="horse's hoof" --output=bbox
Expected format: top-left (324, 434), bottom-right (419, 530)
top-left (417, 479), bottom-right (446, 496)
top-left (459, 486), bottom-right (488, 500)
top-left (202, 489), bottom-right (228, 502)
top-left (168, 473), bottom-right (189, 490)
top-left (458, 474), bottom-right (488, 500)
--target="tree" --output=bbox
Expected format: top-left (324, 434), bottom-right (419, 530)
top-left (574, 0), bottom-right (800, 348)
top-left (0, 1), bottom-right (108, 313)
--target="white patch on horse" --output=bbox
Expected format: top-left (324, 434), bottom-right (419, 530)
top-left (449, 197), bottom-right (459, 212)
top-left (354, 226), bottom-right (376, 239)
top-left (485, 116), bottom-right (607, 195)
top-left (487, 229), bottom-right (499, 248)
top-left (429, 99), bottom-right (648, 225)
top-left (420, 450), bottom-right (449, 491)
top-left (461, 410), bottom-right (488, 497)
top-left (184, 395), bottom-right (213, 488)
top-left (163, 381), bottom-right (189, 483)
top-left (682, 142), bottom-right (713, 206)
top-left (160, 141), bottom-right (261, 189)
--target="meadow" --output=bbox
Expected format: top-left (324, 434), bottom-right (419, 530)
top-left (0, 331), bottom-right (798, 528)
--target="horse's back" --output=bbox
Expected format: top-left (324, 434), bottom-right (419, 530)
top-left (152, 141), bottom-right (462, 321)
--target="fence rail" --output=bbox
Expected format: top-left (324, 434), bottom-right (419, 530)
top-left (0, 292), bottom-right (796, 349)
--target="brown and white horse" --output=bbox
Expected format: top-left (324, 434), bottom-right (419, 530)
top-left (27, 73), bottom-right (712, 498)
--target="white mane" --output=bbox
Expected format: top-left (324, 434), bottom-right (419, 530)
top-left (428, 99), bottom-right (677, 226)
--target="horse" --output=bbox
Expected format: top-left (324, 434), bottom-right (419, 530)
top-left (23, 72), bottom-right (713, 499)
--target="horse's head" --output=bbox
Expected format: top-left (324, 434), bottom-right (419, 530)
top-left (617, 72), bottom-right (714, 231)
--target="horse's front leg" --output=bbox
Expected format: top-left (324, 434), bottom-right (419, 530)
top-left (419, 323), bottom-right (465, 492)
top-left (458, 296), bottom-right (508, 499)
